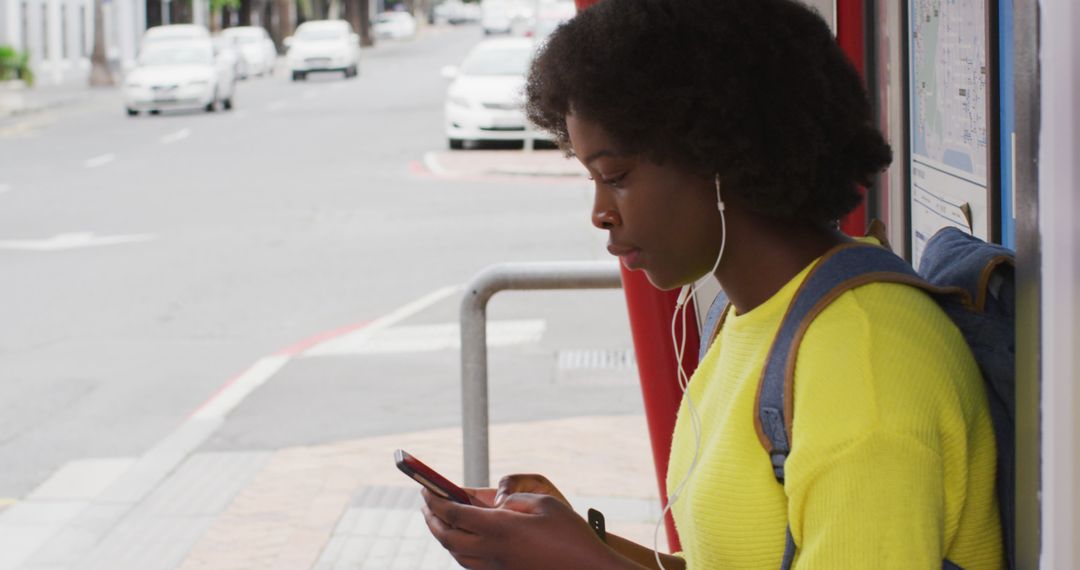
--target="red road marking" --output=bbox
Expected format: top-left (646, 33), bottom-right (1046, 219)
top-left (186, 320), bottom-right (372, 421)
top-left (274, 320), bottom-right (373, 357)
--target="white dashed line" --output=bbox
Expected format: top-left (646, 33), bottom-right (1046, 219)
top-left (160, 128), bottom-right (191, 144)
top-left (83, 154), bottom-right (116, 169)
top-left (0, 232), bottom-right (158, 251)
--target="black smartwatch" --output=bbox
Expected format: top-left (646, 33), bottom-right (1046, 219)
top-left (588, 508), bottom-right (606, 543)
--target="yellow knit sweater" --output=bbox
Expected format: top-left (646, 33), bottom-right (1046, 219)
top-left (667, 259), bottom-right (1003, 569)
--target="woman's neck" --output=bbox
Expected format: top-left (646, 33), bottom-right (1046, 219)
top-left (716, 213), bottom-right (849, 316)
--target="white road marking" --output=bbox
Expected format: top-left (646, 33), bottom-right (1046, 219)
top-left (304, 319), bottom-right (546, 356)
top-left (0, 232), bottom-right (158, 251)
top-left (190, 355), bottom-right (291, 422)
top-left (422, 151), bottom-right (455, 177)
top-left (27, 458), bottom-right (136, 500)
top-left (0, 285), bottom-right (465, 565)
top-left (160, 128), bottom-right (191, 144)
top-left (83, 154), bottom-right (116, 168)
top-left (191, 284), bottom-right (461, 421)
top-left (265, 100), bottom-right (287, 111)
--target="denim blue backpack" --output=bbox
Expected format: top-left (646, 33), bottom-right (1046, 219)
top-left (699, 226), bottom-right (1016, 569)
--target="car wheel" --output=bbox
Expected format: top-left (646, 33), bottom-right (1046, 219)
top-left (126, 108), bottom-right (138, 117)
top-left (291, 71), bottom-right (305, 81)
top-left (223, 98), bottom-right (234, 111)
top-left (149, 109), bottom-right (160, 115)
top-left (205, 94), bottom-right (217, 112)
top-left (449, 138), bottom-right (464, 150)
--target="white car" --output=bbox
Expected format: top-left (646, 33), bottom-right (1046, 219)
top-left (480, 0), bottom-right (514, 34)
top-left (285, 20), bottom-right (361, 81)
top-left (443, 37), bottom-right (549, 149)
top-left (373, 12), bottom-right (417, 40)
top-left (222, 26), bottom-right (278, 77)
top-left (213, 35), bottom-right (248, 79)
top-left (530, 1), bottom-right (575, 43)
top-left (124, 39), bottom-right (236, 116)
top-left (141, 24), bottom-right (211, 47)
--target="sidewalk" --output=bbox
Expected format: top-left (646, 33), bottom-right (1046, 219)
top-left (0, 81), bottom-right (117, 122)
top-left (0, 415), bottom-right (663, 570)
top-left (423, 149), bottom-right (588, 179)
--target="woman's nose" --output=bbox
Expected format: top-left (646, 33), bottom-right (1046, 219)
top-left (591, 190), bottom-right (621, 230)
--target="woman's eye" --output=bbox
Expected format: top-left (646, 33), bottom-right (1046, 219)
top-left (588, 174), bottom-right (627, 188)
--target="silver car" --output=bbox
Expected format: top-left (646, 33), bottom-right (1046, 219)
top-left (124, 39), bottom-right (237, 115)
top-left (285, 20), bottom-right (361, 81)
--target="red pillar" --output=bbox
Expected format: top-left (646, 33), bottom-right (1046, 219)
top-left (836, 0), bottom-right (869, 236)
top-left (619, 267), bottom-right (698, 552)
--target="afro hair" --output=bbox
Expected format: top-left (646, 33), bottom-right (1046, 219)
top-left (525, 0), bottom-right (892, 224)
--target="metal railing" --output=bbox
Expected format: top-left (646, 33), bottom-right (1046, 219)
top-left (460, 260), bottom-right (623, 487)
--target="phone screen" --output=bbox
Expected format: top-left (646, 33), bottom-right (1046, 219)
top-left (395, 449), bottom-right (473, 505)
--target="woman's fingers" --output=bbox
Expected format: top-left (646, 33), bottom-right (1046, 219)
top-left (463, 487), bottom-right (497, 507)
top-left (422, 488), bottom-right (505, 536)
top-left (497, 492), bottom-right (559, 515)
top-left (421, 500), bottom-right (488, 557)
top-left (495, 474), bottom-right (568, 506)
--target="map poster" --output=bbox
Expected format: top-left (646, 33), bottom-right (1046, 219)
top-left (908, 0), bottom-right (995, 267)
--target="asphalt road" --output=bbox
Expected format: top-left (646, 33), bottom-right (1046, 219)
top-left (0, 25), bottom-right (642, 500)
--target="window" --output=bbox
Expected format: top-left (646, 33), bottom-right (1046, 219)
top-left (61, 4), bottom-right (69, 58)
top-left (20, 1), bottom-right (29, 54)
top-left (80, 5), bottom-right (87, 57)
top-left (41, 4), bottom-right (49, 59)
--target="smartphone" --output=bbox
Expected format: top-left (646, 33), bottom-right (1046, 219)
top-left (395, 449), bottom-right (473, 505)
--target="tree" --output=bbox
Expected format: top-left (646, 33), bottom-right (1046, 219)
top-left (89, 0), bottom-right (113, 86)
top-left (210, 0), bottom-right (241, 31)
top-left (344, 0), bottom-right (373, 46)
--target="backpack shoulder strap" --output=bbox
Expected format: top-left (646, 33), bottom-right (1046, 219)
top-left (755, 242), bottom-right (937, 483)
top-left (698, 289), bottom-right (731, 363)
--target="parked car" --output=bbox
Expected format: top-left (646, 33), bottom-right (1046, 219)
top-left (141, 24), bottom-right (211, 47)
top-left (222, 26), bottom-right (278, 77)
top-left (285, 20), bottom-right (361, 81)
top-left (373, 11), bottom-right (417, 40)
top-left (442, 37), bottom-right (549, 149)
top-left (123, 39), bottom-right (236, 116)
top-left (530, 0), bottom-right (575, 43)
top-left (480, 0), bottom-right (514, 34)
top-left (213, 35), bottom-right (248, 79)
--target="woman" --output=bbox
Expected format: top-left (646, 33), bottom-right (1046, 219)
top-left (422, 0), bottom-right (1003, 568)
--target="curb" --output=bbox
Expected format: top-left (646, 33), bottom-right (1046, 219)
top-left (0, 87), bottom-right (113, 123)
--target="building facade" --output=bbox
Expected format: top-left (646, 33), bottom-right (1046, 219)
top-left (0, 0), bottom-right (211, 86)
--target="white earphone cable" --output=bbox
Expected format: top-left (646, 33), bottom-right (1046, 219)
top-left (653, 175), bottom-right (726, 570)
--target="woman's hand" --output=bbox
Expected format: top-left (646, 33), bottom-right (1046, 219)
top-left (492, 473), bottom-right (569, 507)
top-left (421, 488), bottom-right (637, 570)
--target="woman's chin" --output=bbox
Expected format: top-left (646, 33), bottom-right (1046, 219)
top-left (640, 270), bottom-right (684, 292)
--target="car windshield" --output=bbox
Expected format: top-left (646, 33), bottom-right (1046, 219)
top-left (460, 46), bottom-right (532, 76)
top-left (228, 30), bottom-right (262, 44)
top-left (296, 28), bottom-right (345, 41)
top-left (139, 45), bottom-right (212, 66)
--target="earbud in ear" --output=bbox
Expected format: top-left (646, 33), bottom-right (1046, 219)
top-left (714, 174), bottom-right (725, 212)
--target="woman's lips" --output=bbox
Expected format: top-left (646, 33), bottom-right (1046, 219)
top-left (607, 244), bottom-right (643, 269)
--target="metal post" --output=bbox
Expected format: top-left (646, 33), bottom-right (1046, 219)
top-left (460, 260), bottom-right (622, 487)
